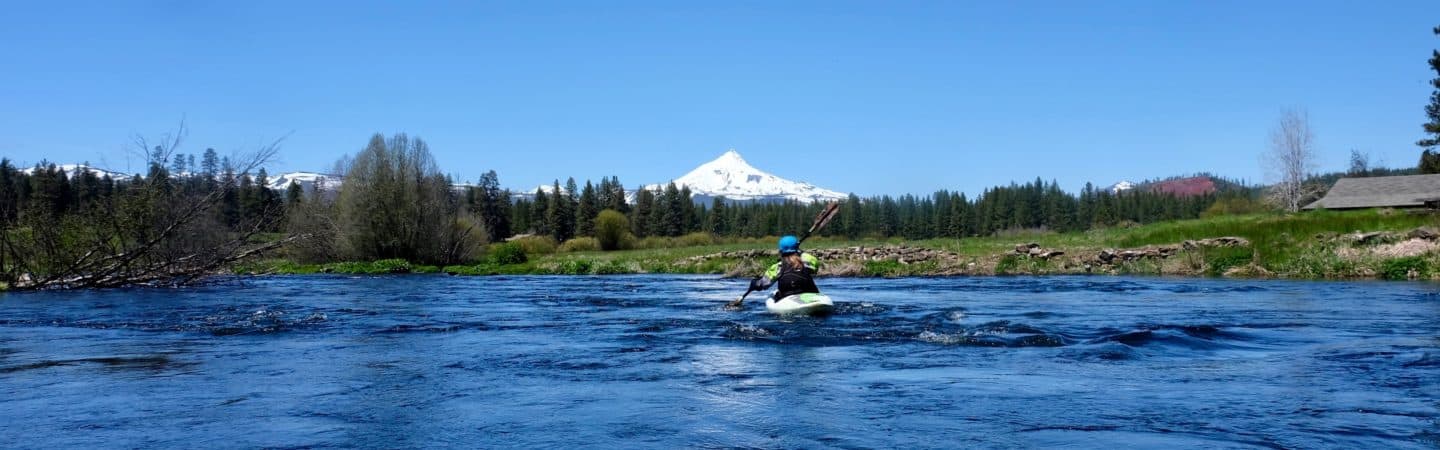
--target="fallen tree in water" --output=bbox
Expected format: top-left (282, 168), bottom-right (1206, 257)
top-left (1, 123), bottom-right (291, 290)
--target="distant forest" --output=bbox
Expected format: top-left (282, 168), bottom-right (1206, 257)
top-left (2, 132), bottom-right (1273, 273)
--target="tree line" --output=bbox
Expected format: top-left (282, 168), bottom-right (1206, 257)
top-left (513, 175), bottom-right (1231, 243)
top-left (2, 133), bottom-right (1250, 279)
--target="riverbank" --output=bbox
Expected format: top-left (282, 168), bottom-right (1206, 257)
top-left (236, 209), bottom-right (1440, 281)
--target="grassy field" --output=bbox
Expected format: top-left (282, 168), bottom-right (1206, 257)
top-left (238, 209), bottom-right (1440, 281)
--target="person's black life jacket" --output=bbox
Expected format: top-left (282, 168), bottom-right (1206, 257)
top-left (774, 255), bottom-right (819, 299)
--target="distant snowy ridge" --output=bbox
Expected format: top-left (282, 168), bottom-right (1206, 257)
top-left (1107, 180), bottom-right (1135, 194)
top-left (644, 150), bottom-right (847, 203)
top-left (267, 172), bottom-right (343, 192)
top-left (19, 164), bottom-right (134, 181)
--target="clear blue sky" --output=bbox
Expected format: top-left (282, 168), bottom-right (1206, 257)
top-left (1, 1), bottom-right (1435, 196)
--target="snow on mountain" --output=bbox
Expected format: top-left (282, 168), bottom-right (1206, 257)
top-left (267, 172), bottom-right (343, 192)
top-left (1107, 180), bottom-right (1135, 194)
top-left (644, 150), bottom-right (847, 203)
top-left (20, 164), bottom-right (133, 181)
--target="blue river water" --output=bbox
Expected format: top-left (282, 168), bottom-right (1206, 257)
top-left (1, 275), bottom-right (1438, 448)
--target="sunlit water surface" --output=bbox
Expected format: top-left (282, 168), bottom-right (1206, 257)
top-left (1, 275), bottom-right (1438, 448)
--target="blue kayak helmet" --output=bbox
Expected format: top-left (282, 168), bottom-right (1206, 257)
top-left (778, 235), bottom-right (800, 254)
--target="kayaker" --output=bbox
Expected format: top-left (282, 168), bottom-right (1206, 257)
top-left (747, 235), bottom-right (822, 300)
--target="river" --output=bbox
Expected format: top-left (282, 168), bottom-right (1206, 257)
top-left (1, 275), bottom-right (1437, 448)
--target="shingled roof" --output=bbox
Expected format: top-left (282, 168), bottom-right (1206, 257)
top-left (1303, 174), bottom-right (1440, 210)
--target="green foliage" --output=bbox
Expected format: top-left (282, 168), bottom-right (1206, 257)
top-left (487, 242), bottom-right (528, 265)
top-left (1115, 259), bottom-right (1161, 275)
top-left (559, 237), bottom-right (600, 252)
top-left (591, 259), bottom-right (635, 274)
top-left (993, 254), bottom-right (1023, 275)
top-left (320, 259), bottom-right (413, 274)
top-left (334, 133), bottom-right (460, 265)
top-left (1116, 209), bottom-right (1435, 268)
top-left (509, 235), bottom-right (556, 255)
top-left (595, 209), bottom-right (630, 251)
top-left (1421, 150), bottom-right (1440, 174)
top-left (677, 232), bottom-right (715, 247)
top-left (1381, 256), bottom-right (1430, 280)
top-left (1203, 246), bottom-right (1253, 276)
top-left (1202, 196), bottom-right (1271, 218)
top-left (554, 258), bottom-right (593, 275)
top-left (863, 260), bottom-right (906, 277)
top-left (469, 170), bottom-right (512, 242)
top-left (443, 264), bottom-right (500, 275)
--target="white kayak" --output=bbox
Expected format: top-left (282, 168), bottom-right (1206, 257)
top-left (765, 293), bottom-right (835, 315)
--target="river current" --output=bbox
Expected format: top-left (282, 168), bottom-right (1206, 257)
top-left (1, 275), bottom-right (1437, 448)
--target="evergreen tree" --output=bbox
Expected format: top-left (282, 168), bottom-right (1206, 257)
top-left (660, 182), bottom-right (683, 236)
top-left (707, 197), bottom-right (728, 235)
top-left (286, 180), bottom-right (304, 206)
top-left (1419, 26), bottom-right (1440, 156)
top-left (545, 180), bottom-right (575, 242)
top-left (0, 159), bottom-right (15, 225)
top-left (474, 170), bottom-right (512, 242)
top-left (509, 198), bottom-right (529, 236)
top-left (171, 153), bottom-right (188, 176)
top-left (607, 176), bottom-right (628, 213)
top-left (219, 163), bottom-right (240, 227)
top-left (530, 187), bottom-right (549, 236)
top-left (256, 168), bottom-right (277, 209)
top-left (562, 177), bottom-right (579, 239)
top-left (238, 174), bottom-right (258, 224)
top-left (679, 185), bottom-right (696, 234)
top-left (27, 164), bottom-right (71, 219)
top-left (577, 181), bottom-right (598, 237)
top-left (74, 168), bottom-right (103, 211)
top-left (632, 188), bottom-right (654, 238)
top-left (201, 148), bottom-right (220, 191)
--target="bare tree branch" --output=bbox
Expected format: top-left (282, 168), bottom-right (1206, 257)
top-left (1263, 108), bottom-right (1318, 212)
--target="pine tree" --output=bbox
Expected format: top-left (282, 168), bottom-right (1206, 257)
top-left (238, 174), bottom-right (258, 224)
top-left (546, 181), bottom-right (575, 242)
top-left (171, 153), bottom-right (188, 176)
top-left (473, 171), bottom-right (512, 242)
top-left (0, 159), bottom-right (15, 225)
top-left (632, 188), bottom-right (654, 238)
top-left (201, 148), bottom-right (220, 191)
top-left (679, 185), bottom-right (695, 234)
top-left (255, 169), bottom-right (280, 229)
top-left (608, 176), bottom-right (628, 213)
top-left (660, 182), bottom-right (683, 236)
top-left (286, 180), bottom-right (303, 206)
top-left (219, 165), bottom-right (240, 228)
top-left (577, 181), bottom-right (598, 237)
top-left (509, 198), bottom-right (528, 236)
top-left (1419, 26), bottom-right (1440, 154)
top-left (563, 177), bottom-right (579, 239)
top-left (531, 187), bottom-right (549, 236)
top-left (707, 197), bottom-right (728, 234)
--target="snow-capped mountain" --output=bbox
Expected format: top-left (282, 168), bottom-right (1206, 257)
top-left (266, 172), bottom-right (343, 192)
top-left (20, 164), bottom-right (133, 181)
top-left (644, 150), bottom-right (847, 203)
top-left (1107, 180), bottom-right (1136, 194)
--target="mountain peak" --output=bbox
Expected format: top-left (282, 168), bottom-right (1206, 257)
top-left (716, 149), bottom-right (747, 165)
top-left (646, 149), bottom-right (847, 203)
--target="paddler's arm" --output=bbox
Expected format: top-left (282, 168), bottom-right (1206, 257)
top-left (728, 261), bottom-right (783, 308)
top-left (749, 262), bottom-right (782, 291)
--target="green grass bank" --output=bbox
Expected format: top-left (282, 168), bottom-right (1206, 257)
top-left (237, 209), bottom-right (1440, 281)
